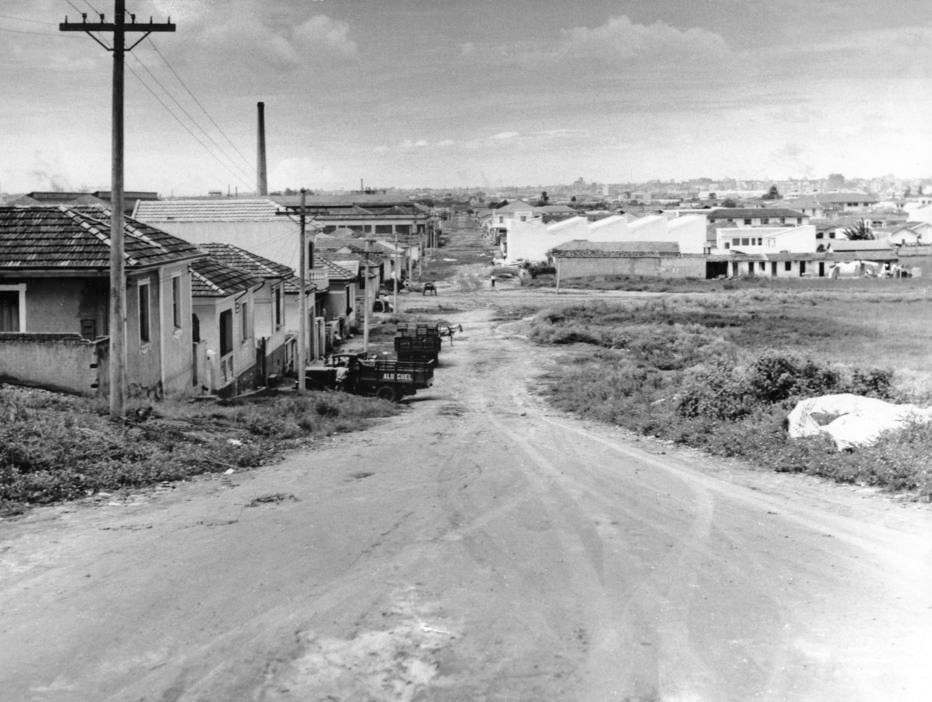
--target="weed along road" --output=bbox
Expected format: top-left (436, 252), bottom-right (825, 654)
top-left (1, 309), bottom-right (931, 701)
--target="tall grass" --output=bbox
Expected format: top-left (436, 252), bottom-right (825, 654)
top-left (529, 295), bottom-right (932, 500)
top-left (0, 386), bottom-right (398, 515)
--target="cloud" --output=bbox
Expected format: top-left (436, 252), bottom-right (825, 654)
top-left (491, 131), bottom-right (519, 140)
top-left (560, 15), bottom-right (730, 61)
top-left (294, 15), bottom-right (358, 58)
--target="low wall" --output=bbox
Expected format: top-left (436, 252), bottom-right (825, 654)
top-left (0, 334), bottom-right (105, 396)
top-left (557, 255), bottom-right (706, 279)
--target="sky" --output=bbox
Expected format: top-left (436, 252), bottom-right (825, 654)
top-left (1, 0), bottom-right (931, 195)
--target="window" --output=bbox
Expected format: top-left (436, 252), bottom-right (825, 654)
top-left (740, 237), bottom-right (750, 246)
top-left (757, 238), bottom-right (763, 246)
top-left (759, 262), bottom-right (766, 271)
top-left (241, 302), bottom-right (249, 342)
top-left (396, 225), bottom-right (411, 235)
top-left (274, 287), bottom-right (282, 329)
top-left (762, 218), bottom-right (771, 225)
top-left (785, 261), bottom-right (792, 272)
top-left (723, 241), bottom-right (730, 249)
top-left (732, 238), bottom-right (740, 246)
top-left (375, 225), bottom-right (392, 235)
top-left (219, 309), bottom-right (233, 356)
top-left (138, 281), bottom-right (150, 344)
top-left (799, 261), bottom-right (807, 275)
top-left (780, 218), bottom-right (786, 224)
top-left (743, 218), bottom-right (752, 225)
top-left (171, 275), bottom-right (182, 329)
top-left (0, 288), bottom-right (23, 332)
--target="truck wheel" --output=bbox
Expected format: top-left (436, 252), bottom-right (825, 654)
top-left (376, 385), bottom-right (397, 402)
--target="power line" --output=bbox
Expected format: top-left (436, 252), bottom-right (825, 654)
top-left (146, 39), bottom-right (254, 173)
top-left (126, 61), bottom-right (254, 191)
top-left (0, 13), bottom-right (50, 25)
top-left (130, 53), bottom-right (254, 184)
top-left (0, 25), bottom-right (64, 36)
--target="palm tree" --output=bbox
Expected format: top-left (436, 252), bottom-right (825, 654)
top-left (842, 219), bottom-right (874, 240)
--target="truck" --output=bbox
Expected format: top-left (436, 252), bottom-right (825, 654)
top-left (304, 353), bottom-right (433, 402)
top-left (394, 322), bottom-right (443, 364)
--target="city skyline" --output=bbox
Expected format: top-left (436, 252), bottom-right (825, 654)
top-left (1, 0), bottom-right (931, 196)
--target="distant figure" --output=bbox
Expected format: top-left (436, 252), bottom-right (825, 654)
top-left (490, 275), bottom-right (496, 289)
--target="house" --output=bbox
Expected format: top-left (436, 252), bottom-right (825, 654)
top-left (189, 256), bottom-right (263, 397)
top-left (308, 256), bottom-right (358, 344)
top-left (707, 208), bottom-right (809, 227)
top-left (715, 225), bottom-right (818, 254)
top-left (0, 206), bottom-right (204, 397)
top-left (888, 222), bottom-right (932, 246)
top-left (196, 242), bottom-right (297, 385)
top-left (133, 198), bottom-right (301, 270)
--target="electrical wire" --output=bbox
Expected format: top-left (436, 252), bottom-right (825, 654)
top-left (146, 39), bottom-right (254, 173)
top-left (127, 61), bottom-right (254, 192)
top-left (130, 53), bottom-right (255, 184)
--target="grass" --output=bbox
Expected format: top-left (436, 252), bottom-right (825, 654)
top-left (0, 386), bottom-right (399, 516)
top-left (527, 287), bottom-right (932, 500)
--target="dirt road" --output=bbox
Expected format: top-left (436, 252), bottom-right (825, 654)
top-left (2, 306), bottom-right (931, 701)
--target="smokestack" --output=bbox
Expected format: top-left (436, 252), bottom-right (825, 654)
top-left (257, 102), bottom-right (268, 196)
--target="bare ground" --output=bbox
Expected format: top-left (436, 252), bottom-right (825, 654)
top-left (1, 303), bottom-right (931, 701)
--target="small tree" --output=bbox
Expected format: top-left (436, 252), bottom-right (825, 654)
top-left (762, 185), bottom-right (781, 200)
top-left (843, 219), bottom-right (874, 240)
top-left (722, 198), bottom-right (738, 208)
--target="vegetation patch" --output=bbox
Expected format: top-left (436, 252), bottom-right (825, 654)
top-left (529, 296), bottom-right (932, 500)
top-left (0, 386), bottom-right (398, 516)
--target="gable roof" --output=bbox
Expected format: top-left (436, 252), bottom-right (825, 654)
top-left (0, 206), bottom-right (204, 272)
top-left (197, 242), bottom-right (293, 279)
top-left (133, 198), bottom-right (284, 222)
top-left (190, 257), bottom-right (262, 298)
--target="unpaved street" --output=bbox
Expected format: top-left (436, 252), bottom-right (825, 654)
top-left (1, 306), bottom-right (931, 701)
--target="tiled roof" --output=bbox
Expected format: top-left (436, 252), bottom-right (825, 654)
top-left (708, 208), bottom-right (805, 220)
top-left (0, 206), bottom-right (204, 271)
top-left (198, 242), bottom-right (293, 279)
top-left (314, 256), bottom-right (356, 281)
top-left (190, 257), bottom-right (262, 298)
top-left (10, 193), bottom-right (108, 208)
top-left (551, 240), bottom-right (680, 257)
top-left (133, 198), bottom-right (284, 222)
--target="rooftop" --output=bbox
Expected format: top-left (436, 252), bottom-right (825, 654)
top-left (0, 206), bottom-right (204, 271)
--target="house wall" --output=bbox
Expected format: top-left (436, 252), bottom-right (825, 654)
top-left (155, 263), bottom-right (195, 395)
top-left (15, 277), bottom-right (108, 337)
top-left (717, 225), bottom-right (817, 254)
top-left (151, 220), bottom-right (300, 270)
top-left (557, 255), bottom-right (706, 279)
top-left (193, 291), bottom-right (256, 396)
top-left (0, 333), bottom-right (104, 395)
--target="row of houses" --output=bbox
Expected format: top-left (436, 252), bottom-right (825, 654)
top-left (483, 200), bottom-right (928, 281)
top-left (0, 202), bottom-right (421, 399)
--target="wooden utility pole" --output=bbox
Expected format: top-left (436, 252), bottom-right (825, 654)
top-left (60, 3), bottom-right (175, 421)
top-left (297, 189), bottom-right (307, 394)
top-left (362, 239), bottom-right (372, 355)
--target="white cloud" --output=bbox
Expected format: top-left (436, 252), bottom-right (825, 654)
top-left (491, 131), bottom-right (519, 140)
top-left (294, 15), bottom-right (358, 58)
top-left (560, 15), bottom-right (729, 61)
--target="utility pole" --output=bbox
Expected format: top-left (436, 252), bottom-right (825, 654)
top-left (297, 189), bottom-right (307, 394)
top-left (363, 239), bottom-right (371, 355)
top-left (60, 3), bottom-right (175, 421)
top-left (393, 230), bottom-right (399, 316)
